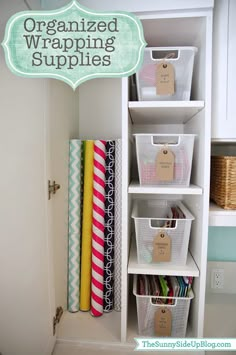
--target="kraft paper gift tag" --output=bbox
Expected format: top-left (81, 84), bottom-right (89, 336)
top-left (156, 61), bottom-right (175, 95)
top-left (156, 148), bottom-right (175, 181)
top-left (155, 308), bottom-right (172, 337)
top-left (152, 231), bottom-right (171, 262)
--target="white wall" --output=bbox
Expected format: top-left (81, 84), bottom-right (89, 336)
top-left (39, 0), bottom-right (214, 12)
top-left (77, 78), bottom-right (121, 140)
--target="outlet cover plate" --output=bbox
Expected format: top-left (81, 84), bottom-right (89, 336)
top-left (207, 261), bottom-right (236, 294)
top-left (211, 268), bottom-right (224, 289)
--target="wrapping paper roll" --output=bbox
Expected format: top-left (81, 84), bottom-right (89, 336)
top-left (114, 139), bottom-right (122, 311)
top-left (91, 140), bottom-right (106, 317)
top-left (103, 141), bottom-right (116, 312)
top-left (80, 141), bottom-right (94, 311)
top-left (68, 140), bottom-right (82, 312)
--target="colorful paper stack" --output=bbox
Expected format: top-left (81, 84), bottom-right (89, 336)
top-left (67, 139), bottom-right (121, 316)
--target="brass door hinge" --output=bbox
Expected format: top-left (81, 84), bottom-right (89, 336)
top-left (53, 306), bottom-right (63, 336)
top-left (48, 180), bottom-right (60, 200)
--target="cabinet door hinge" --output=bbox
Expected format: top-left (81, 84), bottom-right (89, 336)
top-left (48, 180), bottom-right (60, 200)
top-left (53, 306), bottom-right (63, 336)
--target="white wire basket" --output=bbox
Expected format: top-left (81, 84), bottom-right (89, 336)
top-left (136, 46), bottom-right (197, 101)
top-left (134, 134), bottom-right (195, 186)
top-left (132, 199), bottom-right (194, 266)
top-left (133, 275), bottom-right (194, 337)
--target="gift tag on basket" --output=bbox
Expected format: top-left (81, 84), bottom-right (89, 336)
top-left (152, 231), bottom-right (171, 262)
top-left (156, 61), bottom-right (175, 95)
top-left (156, 148), bottom-right (175, 181)
top-left (155, 308), bottom-right (172, 337)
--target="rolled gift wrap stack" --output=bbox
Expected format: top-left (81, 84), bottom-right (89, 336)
top-left (67, 138), bottom-right (122, 315)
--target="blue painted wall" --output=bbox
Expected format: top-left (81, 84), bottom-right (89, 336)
top-left (208, 227), bottom-right (236, 261)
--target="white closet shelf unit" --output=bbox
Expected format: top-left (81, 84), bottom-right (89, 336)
top-left (122, 7), bottom-right (213, 345)
top-left (209, 202), bottom-right (236, 227)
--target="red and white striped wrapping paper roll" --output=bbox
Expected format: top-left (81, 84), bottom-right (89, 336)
top-left (91, 140), bottom-right (106, 317)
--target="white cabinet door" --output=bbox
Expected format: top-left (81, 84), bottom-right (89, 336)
top-left (0, 63), bottom-right (56, 355)
top-left (212, 0), bottom-right (236, 140)
top-left (47, 80), bottom-right (78, 312)
top-left (0, 2), bottom-right (56, 354)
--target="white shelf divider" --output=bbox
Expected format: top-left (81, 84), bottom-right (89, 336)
top-left (129, 100), bottom-right (204, 125)
top-left (129, 181), bottom-right (203, 195)
top-left (209, 202), bottom-right (236, 227)
top-left (128, 239), bottom-right (199, 277)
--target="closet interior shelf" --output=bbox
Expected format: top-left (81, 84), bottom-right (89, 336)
top-left (128, 239), bottom-right (200, 277)
top-left (128, 100), bottom-right (205, 125)
top-left (209, 202), bottom-right (236, 227)
top-left (128, 181), bottom-right (203, 195)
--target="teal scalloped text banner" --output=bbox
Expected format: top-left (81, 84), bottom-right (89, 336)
top-left (1, 1), bottom-right (147, 89)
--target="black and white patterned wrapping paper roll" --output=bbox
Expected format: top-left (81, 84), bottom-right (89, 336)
top-left (104, 140), bottom-right (116, 312)
top-left (114, 139), bottom-right (122, 312)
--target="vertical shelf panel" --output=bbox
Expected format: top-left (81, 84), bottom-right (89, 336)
top-left (125, 10), bottom-right (213, 341)
top-left (121, 77), bottom-right (129, 343)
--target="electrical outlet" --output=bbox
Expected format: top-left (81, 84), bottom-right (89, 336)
top-left (211, 268), bottom-right (224, 289)
top-left (207, 262), bottom-right (236, 294)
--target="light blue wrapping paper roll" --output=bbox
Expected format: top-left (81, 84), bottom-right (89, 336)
top-left (68, 139), bottom-right (82, 312)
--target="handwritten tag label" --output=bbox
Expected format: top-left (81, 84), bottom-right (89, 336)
top-left (156, 148), bottom-right (175, 181)
top-left (152, 231), bottom-right (171, 262)
top-left (156, 62), bottom-right (175, 95)
top-left (155, 308), bottom-right (172, 337)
